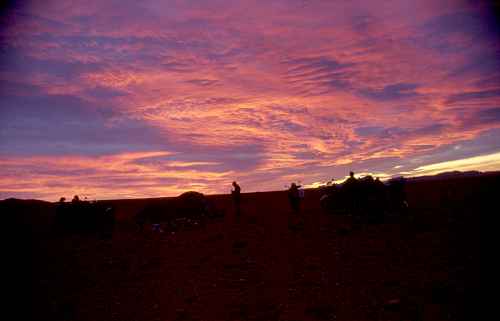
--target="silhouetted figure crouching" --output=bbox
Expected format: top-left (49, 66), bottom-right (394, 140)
top-left (52, 195), bottom-right (115, 238)
top-left (71, 195), bottom-right (80, 203)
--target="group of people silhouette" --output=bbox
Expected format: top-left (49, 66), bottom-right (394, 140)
top-left (54, 194), bottom-right (115, 237)
top-left (230, 171), bottom-right (401, 220)
top-left (56, 171), bottom-right (403, 235)
top-left (230, 180), bottom-right (305, 216)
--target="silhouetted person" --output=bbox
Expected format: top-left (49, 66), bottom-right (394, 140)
top-left (343, 171), bottom-right (359, 215)
top-left (288, 182), bottom-right (302, 214)
top-left (232, 181), bottom-right (241, 217)
top-left (345, 171), bottom-right (357, 185)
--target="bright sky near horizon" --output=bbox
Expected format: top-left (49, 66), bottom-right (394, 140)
top-left (1, 0), bottom-right (500, 200)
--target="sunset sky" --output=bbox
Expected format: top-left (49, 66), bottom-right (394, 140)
top-left (1, 0), bottom-right (500, 200)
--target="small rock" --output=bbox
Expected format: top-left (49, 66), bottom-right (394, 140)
top-left (305, 304), bottom-right (336, 320)
top-left (384, 298), bottom-right (401, 311)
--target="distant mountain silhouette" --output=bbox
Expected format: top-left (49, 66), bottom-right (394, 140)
top-left (407, 170), bottom-right (489, 182)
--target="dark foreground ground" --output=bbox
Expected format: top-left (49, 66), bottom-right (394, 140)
top-left (6, 173), bottom-right (494, 321)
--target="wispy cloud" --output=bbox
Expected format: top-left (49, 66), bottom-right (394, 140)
top-left (0, 151), bottom-right (233, 200)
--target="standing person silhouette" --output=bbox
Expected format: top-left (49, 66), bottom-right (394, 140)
top-left (288, 182), bottom-right (302, 214)
top-left (231, 181), bottom-right (241, 218)
top-left (343, 171), bottom-right (358, 215)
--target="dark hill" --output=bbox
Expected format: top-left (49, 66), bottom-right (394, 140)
top-left (4, 172), bottom-right (497, 321)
